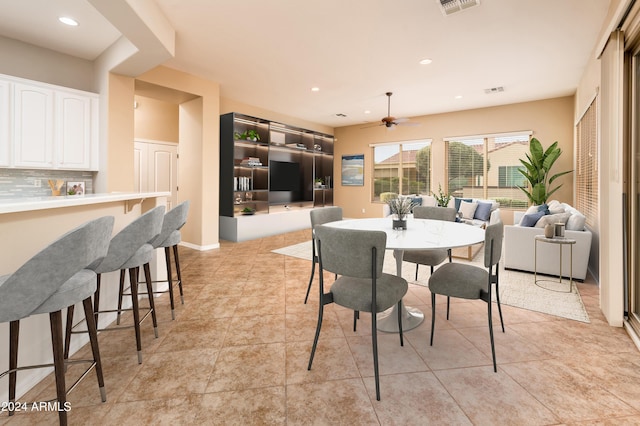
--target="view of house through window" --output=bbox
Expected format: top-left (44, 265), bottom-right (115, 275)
top-left (372, 140), bottom-right (431, 201)
top-left (445, 133), bottom-right (530, 207)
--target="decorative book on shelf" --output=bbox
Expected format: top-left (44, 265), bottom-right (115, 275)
top-left (239, 157), bottom-right (262, 166)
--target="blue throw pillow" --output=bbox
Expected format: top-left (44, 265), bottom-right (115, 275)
top-left (454, 197), bottom-right (472, 211)
top-left (520, 211), bottom-right (545, 227)
top-left (537, 203), bottom-right (550, 215)
top-left (474, 201), bottom-right (492, 221)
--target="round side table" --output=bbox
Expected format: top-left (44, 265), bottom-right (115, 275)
top-left (534, 235), bottom-right (576, 293)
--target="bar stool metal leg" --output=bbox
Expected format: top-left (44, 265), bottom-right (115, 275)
top-left (49, 310), bottom-right (68, 426)
top-left (164, 247), bottom-right (176, 319)
top-left (8, 320), bottom-right (18, 417)
top-left (173, 245), bottom-right (185, 304)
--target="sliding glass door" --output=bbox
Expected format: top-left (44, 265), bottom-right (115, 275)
top-left (628, 51), bottom-right (640, 335)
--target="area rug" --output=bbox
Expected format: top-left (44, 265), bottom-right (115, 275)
top-left (272, 241), bottom-right (590, 323)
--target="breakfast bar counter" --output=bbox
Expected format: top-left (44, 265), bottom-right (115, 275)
top-left (0, 191), bottom-right (169, 404)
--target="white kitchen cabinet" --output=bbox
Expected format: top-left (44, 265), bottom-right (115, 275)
top-left (12, 82), bottom-right (54, 168)
top-left (55, 90), bottom-right (98, 170)
top-left (0, 74), bottom-right (99, 170)
top-left (0, 80), bottom-right (9, 167)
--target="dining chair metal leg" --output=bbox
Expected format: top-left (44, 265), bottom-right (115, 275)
top-left (371, 309), bottom-right (380, 401)
top-left (397, 300), bottom-right (404, 347)
top-left (304, 242), bottom-right (317, 304)
top-left (430, 293), bottom-right (436, 346)
top-left (307, 303), bottom-right (323, 370)
top-left (487, 295), bottom-right (497, 372)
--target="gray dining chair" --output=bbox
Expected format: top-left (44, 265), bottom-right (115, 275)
top-left (308, 225), bottom-right (408, 401)
top-left (399, 206), bottom-right (457, 280)
top-left (428, 220), bottom-right (505, 372)
top-left (0, 216), bottom-right (114, 426)
top-left (65, 206), bottom-right (165, 364)
top-left (119, 200), bottom-right (190, 320)
top-left (305, 206), bottom-right (342, 304)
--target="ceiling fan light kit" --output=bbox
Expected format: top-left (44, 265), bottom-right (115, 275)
top-left (361, 92), bottom-right (421, 130)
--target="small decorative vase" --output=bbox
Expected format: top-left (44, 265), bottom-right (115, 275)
top-left (392, 218), bottom-right (407, 230)
top-left (544, 223), bottom-right (555, 238)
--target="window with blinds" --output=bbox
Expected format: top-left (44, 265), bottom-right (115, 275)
top-left (576, 97), bottom-right (598, 228)
top-left (372, 140), bottom-right (431, 201)
top-left (445, 133), bottom-right (530, 207)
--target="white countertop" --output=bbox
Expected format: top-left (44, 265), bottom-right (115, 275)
top-left (0, 192), bottom-right (170, 214)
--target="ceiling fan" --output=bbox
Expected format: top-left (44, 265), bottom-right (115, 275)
top-left (362, 92), bottom-right (421, 129)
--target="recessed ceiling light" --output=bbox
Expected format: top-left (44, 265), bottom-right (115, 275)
top-left (364, 110), bottom-right (371, 114)
top-left (419, 58), bottom-right (433, 65)
top-left (311, 87), bottom-right (320, 92)
top-left (58, 16), bottom-right (79, 26)
top-left (455, 95), bottom-right (463, 99)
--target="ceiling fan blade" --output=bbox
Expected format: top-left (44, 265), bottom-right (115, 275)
top-left (360, 122), bottom-right (384, 129)
top-left (397, 120), bottom-right (421, 127)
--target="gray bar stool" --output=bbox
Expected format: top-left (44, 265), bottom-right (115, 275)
top-left (0, 216), bottom-right (114, 426)
top-left (65, 206), bottom-right (165, 364)
top-left (119, 201), bottom-right (190, 320)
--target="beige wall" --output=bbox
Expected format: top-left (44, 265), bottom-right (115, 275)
top-left (134, 95), bottom-right (179, 142)
top-left (135, 66), bottom-right (220, 248)
top-left (333, 96), bottom-right (575, 220)
top-left (0, 36), bottom-right (95, 92)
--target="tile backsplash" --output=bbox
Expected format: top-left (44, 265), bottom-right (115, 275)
top-left (0, 169), bottom-right (94, 198)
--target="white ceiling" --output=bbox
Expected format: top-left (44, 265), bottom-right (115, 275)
top-left (0, 0), bottom-right (611, 128)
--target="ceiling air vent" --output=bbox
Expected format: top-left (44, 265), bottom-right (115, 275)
top-left (438, 0), bottom-right (480, 16)
top-left (484, 86), bottom-right (504, 94)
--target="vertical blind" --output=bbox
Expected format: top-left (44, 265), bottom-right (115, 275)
top-left (575, 97), bottom-right (598, 228)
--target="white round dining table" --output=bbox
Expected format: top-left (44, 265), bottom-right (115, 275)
top-left (324, 217), bottom-right (485, 332)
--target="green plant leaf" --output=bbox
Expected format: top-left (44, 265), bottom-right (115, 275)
top-left (548, 170), bottom-right (572, 185)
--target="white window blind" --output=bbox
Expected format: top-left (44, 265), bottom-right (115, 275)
top-left (576, 97), bottom-right (598, 228)
top-left (445, 133), bottom-right (529, 207)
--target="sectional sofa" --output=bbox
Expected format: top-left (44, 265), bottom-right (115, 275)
top-left (504, 201), bottom-right (592, 281)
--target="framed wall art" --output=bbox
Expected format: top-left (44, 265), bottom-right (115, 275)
top-left (341, 154), bottom-right (364, 186)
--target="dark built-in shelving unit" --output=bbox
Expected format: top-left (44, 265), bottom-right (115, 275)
top-left (220, 112), bottom-right (334, 218)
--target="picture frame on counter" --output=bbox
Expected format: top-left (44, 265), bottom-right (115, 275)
top-left (66, 181), bottom-right (85, 196)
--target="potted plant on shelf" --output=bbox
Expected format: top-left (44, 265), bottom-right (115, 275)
top-left (517, 137), bottom-right (572, 205)
top-left (432, 184), bottom-right (451, 207)
top-left (233, 130), bottom-right (261, 141)
top-left (387, 197), bottom-right (415, 230)
top-left (314, 177), bottom-right (323, 188)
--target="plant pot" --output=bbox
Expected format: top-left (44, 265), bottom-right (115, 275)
top-left (392, 219), bottom-right (407, 230)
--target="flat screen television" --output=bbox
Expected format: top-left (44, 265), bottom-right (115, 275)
top-left (269, 160), bottom-right (301, 191)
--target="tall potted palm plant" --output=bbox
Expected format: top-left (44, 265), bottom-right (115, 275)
top-left (518, 138), bottom-right (572, 205)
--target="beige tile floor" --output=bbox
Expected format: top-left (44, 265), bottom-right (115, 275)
top-left (3, 229), bottom-right (640, 425)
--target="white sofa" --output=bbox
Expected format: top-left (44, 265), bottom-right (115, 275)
top-left (503, 202), bottom-right (592, 281)
top-left (382, 194), bottom-right (500, 228)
